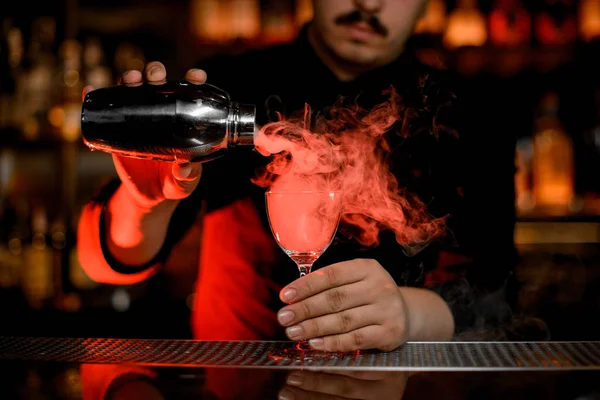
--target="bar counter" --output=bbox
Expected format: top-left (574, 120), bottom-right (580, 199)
top-left (1, 337), bottom-right (600, 399)
top-left (0, 243), bottom-right (599, 398)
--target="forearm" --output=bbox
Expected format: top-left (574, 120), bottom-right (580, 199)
top-left (105, 185), bottom-right (178, 266)
top-left (399, 286), bottom-right (455, 341)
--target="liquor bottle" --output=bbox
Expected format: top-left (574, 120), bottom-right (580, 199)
top-left (489, 0), bottom-right (531, 47)
top-left (443, 0), bottom-right (488, 48)
top-left (295, 0), bottom-right (314, 28)
top-left (230, 0), bottom-right (261, 40)
top-left (0, 19), bottom-right (21, 130)
top-left (0, 195), bottom-right (21, 288)
top-left (535, 0), bottom-right (576, 45)
top-left (190, 0), bottom-right (226, 42)
top-left (582, 87), bottom-right (600, 194)
top-left (261, 0), bottom-right (296, 44)
top-left (80, 82), bottom-right (256, 163)
top-left (114, 43), bottom-right (145, 77)
top-left (51, 213), bottom-right (86, 312)
top-left (515, 136), bottom-right (535, 213)
top-left (53, 39), bottom-right (84, 142)
top-left (579, 0), bottom-right (600, 42)
top-left (83, 38), bottom-right (112, 90)
top-left (15, 17), bottom-right (57, 141)
top-left (414, 0), bottom-right (447, 36)
top-left (532, 92), bottom-right (574, 212)
top-left (21, 204), bottom-right (53, 309)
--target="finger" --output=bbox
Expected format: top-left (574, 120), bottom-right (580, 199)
top-left (172, 162), bottom-right (202, 182)
top-left (82, 85), bottom-right (95, 100)
top-left (144, 61), bottom-right (167, 84)
top-left (309, 325), bottom-right (392, 352)
top-left (161, 163), bottom-right (202, 200)
top-left (121, 69), bottom-right (143, 87)
top-left (285, 305), bottom-right (377, 341)
top-left (278, 282), bottom-right (368, 327)
top-left (280, 261), bottom-right (367, 304)
top-left (284, 371), bottom-right (377, 399)
top-left (279, 386), bottom-right (347, 400)
top-left (184, 68), bottom-right (208, 85)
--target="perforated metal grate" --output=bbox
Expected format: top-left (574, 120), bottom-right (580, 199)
top-left (0, 337), bottom-right (599, 370)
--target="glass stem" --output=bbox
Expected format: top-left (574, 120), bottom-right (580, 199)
top-left (298, 264), bottom-right (312, 277)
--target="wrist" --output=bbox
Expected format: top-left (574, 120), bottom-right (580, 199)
top-left (106, 186), bottom-right (178, 251)
top-left (110, 186), bottom-right (178, 221)
top-left (398, 286), bottom-right (455, 342)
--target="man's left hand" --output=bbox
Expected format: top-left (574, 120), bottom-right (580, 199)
top-left (277, 259), bottom-right (409, 352)
top-left (278, 370), bottom-right (408, 400)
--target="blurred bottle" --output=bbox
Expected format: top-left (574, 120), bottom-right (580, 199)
top-left (83, 38), bottom-right (112, 89)
top-left (535, 0), bottom-right (576, 45)
top-left (55, 39), bottom-right (84, 142)
top-left (7, 196), bottom-right (30, 294)
top-left (414, 0), bottom-right (447, 36)
top-left (0, 18), bottom-right (23, 131)
top-left (14, 17), bottom-right (57, 141)
top-left (443, 0), bottom-right (488, 48)
top-left (50, 215), bottom-right (67, 292)
top-left (262, 0), bottom-right (296, 44)
top-left (515, 136), bottom-right (535, 213)
top-left (489, 0), bottom-right (531, 47)
top-left (583, 87), bottom-right (600, 194)
top-left (579, 0), bottom-right (600, 41)
top-left (0, 195), bottom-right (21, 288)
top-left (68, 211), bottom-right (98, 293)
top-left (50, 213), bottom-right (85, 312)
top-left (21, 204), bottom-right (53, 309)
top-left (295, 0), bottom-right (314, 28)
top-left (190, 0), bottom-right (227, 42)
top-left (114, 42), bottom-right (145, 77)
top-left (231, 0), bottom-right (261, 40)
top-left (7, 195), bottom-right (30, 265)
top-left (0, 21), bottom-right (10, 129)
top-left (532, 92), bottom-right (575, 213)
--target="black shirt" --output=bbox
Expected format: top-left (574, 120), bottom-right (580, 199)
top-left (200, 31), bottom-right (513, 262)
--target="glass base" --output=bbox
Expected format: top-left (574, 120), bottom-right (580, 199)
top-left (267, 341), bottom-right (361, 363)
top-left (287, 252), bottom-right (321, 277)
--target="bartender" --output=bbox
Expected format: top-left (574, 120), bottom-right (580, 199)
top-left (78, 0), bottom-right (516, 352)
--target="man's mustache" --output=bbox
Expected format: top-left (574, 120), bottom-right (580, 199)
top-left (334, 10), bottom-right (389, 37)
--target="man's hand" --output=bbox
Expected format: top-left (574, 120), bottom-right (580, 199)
top-left (84, 62), bottom-right (209, 266)
top-left (278, 370), bottom-right (408, 400)
top-left (277, 259), bottom-right (409, 352)
top-left (83, 62), bottom-right (206, 211)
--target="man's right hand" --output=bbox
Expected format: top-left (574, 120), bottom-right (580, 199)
top-left (83, 61), bottom-right (207, 211)
top-left (83, 62), bottom-right (209, 267)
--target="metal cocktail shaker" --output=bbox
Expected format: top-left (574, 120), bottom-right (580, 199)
top-left (80, 81), bottom-right (256, 163)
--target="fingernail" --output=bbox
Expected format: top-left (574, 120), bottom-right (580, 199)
top-left (123, 70), bottom-right (132, 76)
top-left (178, 164), bottom-right (192, 178)
top-left (279, 388), bottom-right (295, 400)
top-left (309, 338), bottom-right (324, 348)
top-left (286, 326), bottom-right (304, 340)
top-left (281, 288), bottom-right (297, 303)
top-left (277, 310), bottom-right (295, 325)
top-left (286, 372), bottom-right (304, 386)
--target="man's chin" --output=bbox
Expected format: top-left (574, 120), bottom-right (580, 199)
top-left (333, 45), bottom-right (382, 66)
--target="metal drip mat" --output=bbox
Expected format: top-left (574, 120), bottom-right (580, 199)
top-left (0, 337), bottom-right (599, 370)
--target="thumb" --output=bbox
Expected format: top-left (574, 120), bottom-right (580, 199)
top-left (172, 162), bottom-right (202, 182)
